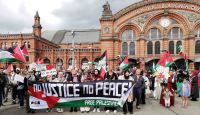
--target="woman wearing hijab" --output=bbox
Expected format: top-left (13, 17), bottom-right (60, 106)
top-left (119, 70), bottom-right (134, 114)
top-left (190, 70), bottom-right (199, 101)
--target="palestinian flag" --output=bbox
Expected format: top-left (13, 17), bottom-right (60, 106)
top-left (177, 45), bottom-right (188, 71)
top-left (154, 51), bottom-right (174, 78)
top-left (119, 56), bottom-right (129, 70)
top-left (156, 51), bottom-right (174, 68)
top-left (0, 50), bottom-right (24, 63)
top-left (8, 45), bottom-right (26, 63)
top-left (117, 55), bottom-right (125, 64)
top-left (21, 44), bottom-right (29, 57)
top-left (98, 51), bottom-right (108, 80)
top-left (88, 61), bottom-right (98, 65)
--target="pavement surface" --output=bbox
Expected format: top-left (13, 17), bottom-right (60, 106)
top-left (0, 96), bottom-right (199, 115)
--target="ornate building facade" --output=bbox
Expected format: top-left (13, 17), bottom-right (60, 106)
top-left (1, 0), bottom-right (200, 70)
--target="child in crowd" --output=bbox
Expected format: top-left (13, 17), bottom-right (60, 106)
top-left (179, 78), bottom-right (190, 108)
top-left (163, 87), bottom-right (173, 108)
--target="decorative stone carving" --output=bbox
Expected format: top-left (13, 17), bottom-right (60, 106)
top-left (130, 11), bottom-right (160, 29)
top-left (175, 10), bottom-right (200, 23)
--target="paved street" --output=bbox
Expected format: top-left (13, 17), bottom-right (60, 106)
top-left (0, 97), bottom-right (199, 115)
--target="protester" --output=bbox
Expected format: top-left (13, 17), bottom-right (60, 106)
top-left (178, 78), bottom-right (190, 108)
top-left (141, 71), bottom-right (150, 104)
top-left (26, 69), bottom-right (36, 113)
top-left (0, 69), bottom-right (7, 107)
top-left (150, 73), bottom-right (155, 97)
top-left (154, 73), bottom-right (162, 100)
top-left (119, 70), bottom-right (134, 114)
top-left (160, 71), bottom-right (176, 106)
top-left (143, 72), bottom-right (151, 98)
top-left (133, 68), bottom-right (145, 110)
top-left (11, 68), bottom-right (21, 104)
top-left (53, 71), bottom-right (66, 113)
top-left (163, 87), bottom-right (173, 108)
top-left (92, 69), bottom-right (101, 113)
top-left (17, 69), bottom-right (27, 108)
top-left (4, 70), bottom-right (12, 103)
top-left (177, 70), bottom-right (184, 97)
top-left (104, 67), bottom-right (118, 113)
top-left (190, 70), bottom-right (199, 101)
top-left (68, 69), bottom-right (79, 112)
top-left (80, 71), bottom-right (90, 113)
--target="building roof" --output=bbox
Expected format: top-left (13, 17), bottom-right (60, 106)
top-left (42, 29), bottom-right (100, 44)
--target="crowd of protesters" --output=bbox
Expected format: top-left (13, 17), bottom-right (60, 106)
top-left (0, 66), bottom-right (199, 114)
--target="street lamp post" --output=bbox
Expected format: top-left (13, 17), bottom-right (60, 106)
top-left (71, 30), bottom-right (75, 69)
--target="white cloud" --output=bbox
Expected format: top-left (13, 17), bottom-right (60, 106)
top-left (0, 0), bottom-right (141, 33)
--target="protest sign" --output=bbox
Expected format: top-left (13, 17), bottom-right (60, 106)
top-left (28, 80), bottom-right (134, 109)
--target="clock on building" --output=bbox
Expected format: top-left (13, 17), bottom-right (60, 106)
top-left (159, 17), bottom-right (171, 28)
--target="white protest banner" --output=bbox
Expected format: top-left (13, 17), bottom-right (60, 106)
top-left (36, 64), bottom-right (46, 71)
top-left (14, 74), bottom-right (25, 83)
top-left (41, 69), bottom-right (57, 77)
top-left (29, 63), bottom-right (36, 71)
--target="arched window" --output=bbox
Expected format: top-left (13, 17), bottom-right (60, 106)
top-left (1, 43), bottom-right (3, 49)
top-left (122, 30), bottom-right (135, 41)
top-left (169, 41), bottom-right (174, 54)
top-left (147, 41), bottom-right (153, 54)
top-left (44, 58), bottom-right (50, 64)
top-left (176, 41), bottom-right (182, 54)
top-left (155, 41), bottom-right (160, 54)
top-left (195, 28), bottom-right (200, 38)
top-left (169, 27), bottom-right (183, 39)
top-left (27, 41), bottom-right (30, 48)
top-left (122, 42), bottom-right (128, 55)
top-left (129, 42), bottom-right (135, 55)
top-left (195, 40), bottom-right (200, 54)
top-left (148, 28), bottom-right (161, 40)
top-left (68, 58), bottom-right (76, 69)
top-left (5, 42), bottom-right (8, 49)
top-left (56, 58), bottom-right (63, 70)
top-left (81, 58), bottom-right (89, 70)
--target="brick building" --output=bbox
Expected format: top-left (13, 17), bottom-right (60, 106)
top-left (1, 0), bottom-right (200, 70)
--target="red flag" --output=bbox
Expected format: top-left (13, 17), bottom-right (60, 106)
top-left (99, 51), bottom-right (108, 80)
top-left (3, 64), bottom-right (13, 73)
top-left (100, 67), bottom-right (106, 80)
top-left (21, 44), bottom-right (29, 56)
top-left (157, 51), bottom-right (174, 67)
top-left (12, 45), bottom-right (26, 62)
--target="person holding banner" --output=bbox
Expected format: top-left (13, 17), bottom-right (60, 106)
top-left (119, 70), bottom-right (134, 114)
top-left (80, 71), bottom-right (91, 113)
top-left (54, 71), bottom-right (66, 113)
top-left (92, 69), bottom-right (101, 113)
top-left (104, 68), bottom-right (118, 113)
top-left (26, 70), bottom-right (36, 113)
top-left (68, 69), bottom-right (79, 112)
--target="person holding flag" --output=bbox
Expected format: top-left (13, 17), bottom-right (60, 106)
top-left (104, 66), bottom-right (118, 113)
